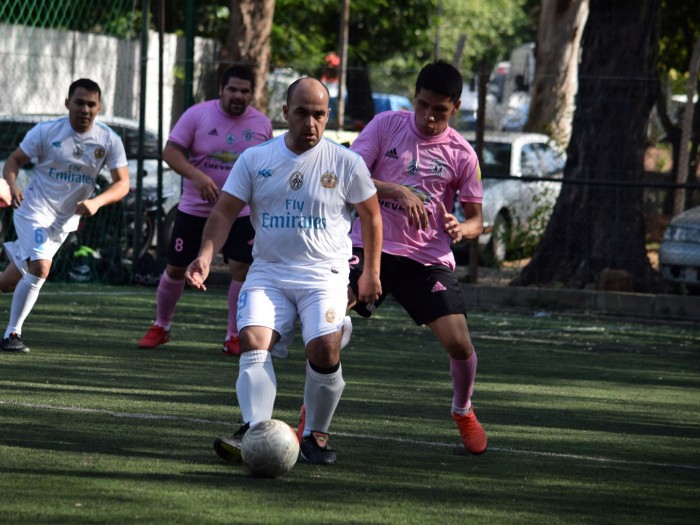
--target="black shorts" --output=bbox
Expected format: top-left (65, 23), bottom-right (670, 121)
top-left (167, 210), bottom-right (254, 267)
top-left (348, 248), bottom-right (467, 326)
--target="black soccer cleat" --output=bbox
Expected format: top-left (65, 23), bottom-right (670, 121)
top-left (213, 423), bottom-right (249, 463)
top-left (1, 333), bottom-right (29, 353)
top-left (299, 431), bottom-right (337, 465)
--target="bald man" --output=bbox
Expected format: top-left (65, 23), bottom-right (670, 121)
top-left (186, 77), bottom-right (383, 466)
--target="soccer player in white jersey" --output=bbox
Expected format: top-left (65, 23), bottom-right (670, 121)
top-left (347, 61), bottom-right (488, 455)
top-left (0, 79), bottom-right (130, 353)
top-left (185, 77), bottom-right (382, 465)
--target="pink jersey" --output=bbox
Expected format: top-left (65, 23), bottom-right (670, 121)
top-left (168, 99), bottom-right (273, 217)
top-left (349, 110), bottom-right (482, 269)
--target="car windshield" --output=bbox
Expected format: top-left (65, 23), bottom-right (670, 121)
top-left (0, 119), bottom-right (160, 161)
top-left (481, 142), bottom-right (511, 177)
top-left (0, 121), bottom-right (35, 159)
top-left (108, 123), bottom-right (161, 159)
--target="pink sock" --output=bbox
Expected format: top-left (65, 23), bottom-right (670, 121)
top-left (227, 279), bottom-right (243, 339)
top-left (450, 350), bottom-right (478, 414)
top-left (155, 272), bottom-right (185, 329)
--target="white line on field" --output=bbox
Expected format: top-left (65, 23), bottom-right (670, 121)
top-left (2, 399), bottom-right (698, 471)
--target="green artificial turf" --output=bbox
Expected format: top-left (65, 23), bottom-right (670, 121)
top-left (1, 284), bottom-right (698, 524)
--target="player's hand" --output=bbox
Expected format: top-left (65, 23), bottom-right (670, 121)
top-left (192, 173), bottom-right (220, 204)
top-left (439, 201), bottom-right (463, 244)
top-left (8, 184), bottom-right (24, 209)
top-left (185, 257), bottom-right (210, 291)
top-left (357, 272), bottom-right (382, 304)
top-left (76, 199), bottom-right (99, 218)
top-left (395, 186), bottom-right (429, 230)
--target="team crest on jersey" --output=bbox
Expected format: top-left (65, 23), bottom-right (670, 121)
top-left (430, 159), bottom-right (446, 177)
top-left (94, 147), bottom-right (106, 159)
top-left (324, 307), bottom-right (338, 324)
top-left (243, 129), bottom-right (253, 141)
top-left (407, 160), bottom-right (418, 175)
top-left (289, 171), bottom-right (304, 190)
top-left (73, 145), bottom-right (83, 159)
top-left (320, 171), bottom-right (338, 189)
top-left (52, 141), bottom-right (61, 149)
top-left (226, 134), bottom-right (234, 144)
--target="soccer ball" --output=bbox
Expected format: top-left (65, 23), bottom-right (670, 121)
top-left (240, 419), bottom-right (300, 478)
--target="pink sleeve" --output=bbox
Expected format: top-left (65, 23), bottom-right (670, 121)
top-left (458, 161), bottom-right (482, 204)
top-left (167, 107), bottom-right (197, 149)
top-left (349, 117), bottom-right (383, 172)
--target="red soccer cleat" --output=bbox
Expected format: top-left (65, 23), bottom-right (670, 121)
top-left (452, 408), bottom-right (488, 455)
top-left (138, 325), bottom-right (171, 348)
top-left (222, 335), bottom-right (241, 356)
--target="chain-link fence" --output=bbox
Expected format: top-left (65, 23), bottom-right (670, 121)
top-left (1, 2), bottom-right (698, 293)
top-left (0, 1), bottom-right (217, 284)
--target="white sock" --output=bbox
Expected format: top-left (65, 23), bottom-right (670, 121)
top-left (340, 316), bottom-right (352, 350)
top-left (5, 273), bottom-right (45, 338)
top-left (303, 362), bottom-right (345, 437)
top-left (236, 350), bottom-right (276, 426)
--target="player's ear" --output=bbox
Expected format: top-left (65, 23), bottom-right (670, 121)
top-left (65, 98), bottom-right (70, 110)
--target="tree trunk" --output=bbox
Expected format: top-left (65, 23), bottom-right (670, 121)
top-left (222, 0), bottom-right (276, 112)
top-left (672, 37), bottom-right (700, 215)
top-left (524, 0), bottom-right (589, 147)
top-left (516, 0), bottom-right (662, 292)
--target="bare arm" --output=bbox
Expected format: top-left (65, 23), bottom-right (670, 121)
top-left (78, 165), bottom-right (130, 217)
top-left (185, 192), bottom-right (246, 291)
top-left (2, 147), bottom-right (30, 208)
top-left (163, 140), bottom-right (220, 203)
top-left (353, 195), bottom-right (383, 303)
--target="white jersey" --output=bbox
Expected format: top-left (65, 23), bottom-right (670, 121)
top-left (16, 116), bottom-right (128, 233)
top-left (223, 134), bottom-right (376, 288)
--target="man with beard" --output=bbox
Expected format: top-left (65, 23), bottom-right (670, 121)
top-left (138, 65), bottom-right (273, 356)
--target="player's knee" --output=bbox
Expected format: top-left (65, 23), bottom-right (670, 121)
top-left (306, 339), bottom-right (340, 369)
top-left (445, 341), bottom-right (473, 360)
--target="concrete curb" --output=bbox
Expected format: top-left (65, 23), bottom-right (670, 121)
top-left (463, 284), bottom-right (700, 321)
top-left (206, 269), bottom-right (700, 321)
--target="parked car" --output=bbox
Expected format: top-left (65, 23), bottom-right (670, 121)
top-left (0, 114), bottom-right (181, 256)
top-left (327, 92), bottom-right (413, 130)
top-left (453, 131), bottom-right (566, 265)
top-left (659, 205), bottom-right (700, 289)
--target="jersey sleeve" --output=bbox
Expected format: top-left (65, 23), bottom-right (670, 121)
top-left (457, 158), bottom-right (482, 204)
top-left (105, 130), bottom-right (128, 170)
top-left (346, 155), bottom-right (377, 204)
top-left (18, 123), bottom-right (44, 160)
top-left (349, 116), bottom-right (383, 173)
top-left (222, 151), bottom-right (252, 203)
top-left (167, 106), bottom-right (197, 149)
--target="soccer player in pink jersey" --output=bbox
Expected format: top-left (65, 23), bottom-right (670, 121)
top-left (347, 61), bottom-right (488, 454)
top-left (138, 66), bottom-right (273, 356)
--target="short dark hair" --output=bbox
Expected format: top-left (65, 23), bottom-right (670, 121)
top-left (415, 61), bottom-right (463, 103)
top-left (220, 65), bottom-right (255, 91)
top-left (68, 78), bottom-right (102, 101)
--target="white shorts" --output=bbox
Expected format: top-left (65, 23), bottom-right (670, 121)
top-left (4, 215), bottom-right (69, 272)
top-left (237, 275), bottom-right (349, 359)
